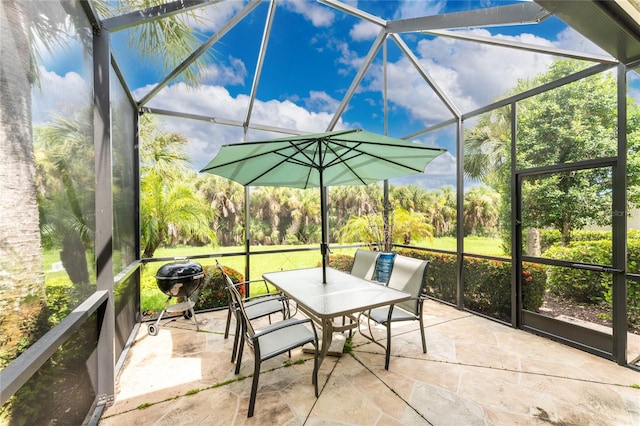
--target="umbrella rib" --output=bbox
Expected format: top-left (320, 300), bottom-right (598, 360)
top-left (282, 139), bottom-right (322, 188)
top-left (244, 139), bottom-right (318, 186)
top-left (201, 140), bottom-right (318, 185)
top-left (325, 139), bottom-right (437, 174)
top-left (322, 142), bottom-right (368, 185)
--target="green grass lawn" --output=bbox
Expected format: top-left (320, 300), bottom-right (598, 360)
top-left (142, 237), bottom-right (505, 311)
top-left (425, 236), bottom-right (506, 256)
top-left (44, 236), bottom-right (506, 312)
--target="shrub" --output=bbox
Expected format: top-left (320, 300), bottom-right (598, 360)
top-left (2, 279), bottom-right (95, 425)
top-left (397, 249), bottom-right (546, 322)
top-left (462, 257), bottom-right (511, 320)
top-left (327, 254), bottom-right (355, 272)
top-left (522, 262), bottom-right (547, 311)
top-left (539, 229), bottom-right (640, 253)
top-left (544, 239), bottom-right (640, 330)
top-left (397, 249), bottom-right (458, 304)
top-left (538, 229), bottom-right (562, 252)
top-left (193, 264), bottom-right (244, 311)
top-left (462, 258), bottom-right (546, 322)
top-left (544, 242), bottom-right (611, 303)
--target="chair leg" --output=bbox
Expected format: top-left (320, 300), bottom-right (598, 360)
top-left (312, 342), bottom-right (319, 396)
top-left (231, 319), bottom-right (241, 363)
top-left (224, 305), bottom-right (232, 339)
top-left (247, 358), bottom-right (261, 417)
top-left (419, 315), bottom-right (427, 353)
top-left (384, 322), bottom-right (391, 370)
top-left (235, 335), bottom-right (244, 375)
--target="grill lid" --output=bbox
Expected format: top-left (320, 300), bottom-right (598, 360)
top-left (155, 262), bottom-right (204, 280)
top-left (155, 261), bottom-right (205, 297)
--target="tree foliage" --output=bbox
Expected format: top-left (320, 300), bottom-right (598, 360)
top-left (465, 59), bottom-right (640, 246)
top-left (139, 115), bottom-right (216, 258)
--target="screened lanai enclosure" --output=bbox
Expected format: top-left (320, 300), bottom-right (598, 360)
top-left (1, 0), bottom-right (640, 423)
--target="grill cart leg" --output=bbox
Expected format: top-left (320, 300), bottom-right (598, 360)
top-left (186, 298), bottom-right (199, 331)
top-left (148, 296), bottom-right (172, 336)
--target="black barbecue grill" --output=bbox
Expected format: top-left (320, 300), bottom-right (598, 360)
top-left (148, 260), bottom-right (204, 336)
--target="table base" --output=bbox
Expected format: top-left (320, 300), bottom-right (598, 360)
top-left (303, 333), bottom-right (347, 357)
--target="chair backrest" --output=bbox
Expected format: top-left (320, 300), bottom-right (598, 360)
top-left (350, 249), bottom-right (379, 280)
top-left (217, 261), bottom-right (256, 339)
top-left (386, 256), bottom-right (429, 315)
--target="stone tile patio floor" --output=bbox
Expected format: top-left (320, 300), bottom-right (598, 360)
top-left (100, 300), bottom-right (640, 425)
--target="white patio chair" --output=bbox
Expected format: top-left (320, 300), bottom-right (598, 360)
top-left (359, 255), bottom-right (429, 370)
top-left (224, 267), bottom-right (319, 418)
top-left (217, 260), bottom-right (289, 364)
top-left (350, 248), bottom-right (379, 280)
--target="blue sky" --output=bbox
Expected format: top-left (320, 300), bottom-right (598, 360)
top-left (34, 0), bottom-right (614, 191)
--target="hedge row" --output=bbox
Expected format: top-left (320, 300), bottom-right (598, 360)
top-left (536, 229), bottom-right (640, 253)
top-left (191, 244), bottom-right (638, 328)
top-left (396, 249), bottom-right (546, 322)
top-left (543, 239), bottom-right (640, 328)
top-left (326, 249), bottom-right (547, 324)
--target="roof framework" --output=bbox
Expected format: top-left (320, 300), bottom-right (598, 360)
top-left (101, 0), bottom-right (640, 141)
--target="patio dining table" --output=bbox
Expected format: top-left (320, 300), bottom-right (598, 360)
top-left (262, 267), bottom-right (411, 368)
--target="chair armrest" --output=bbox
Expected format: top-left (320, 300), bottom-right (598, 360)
top-left (229, 279), bottom-right (282, 298)
top-left (231, 279), bottom-right (278, 296)
top-left (245, 279), bottom-right (275, 294)
top-left (407, 295), bottom-right (428, 301)
top-left (242, 293), bottom-right (286, 303)
top-left (251, 318), bottom-right (316, 339)
top-left (241, 296), bottom-right (288, 313)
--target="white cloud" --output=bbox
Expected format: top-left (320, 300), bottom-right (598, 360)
top-left (186, 1), bottom-right (246, 32)
top-left (329, 38), bottom-right (364, 75)
top-left (349, 21), bottom-right (381, 41)
top-left (282, 0), bottom-right (335, 27)
top-left (357, 29), bottom-right (557, 125)
top-left (199, 55), bottom-right (247, 86)
top-left (417, 30), bottom-right (555, 107)
top-left (303, 91), bottom-right (341, 113)
top-left (390, 151), bottom-right (456, 190)
top-left (32, 66), bottom-right (91, 125)
top-left (138, 83), bottom-right (250, 120)
top-left (137, 83), bottom-right (349, 169)
top-left (394, 0), bottom-right (446, 20)
top-left (347, 0), bottom-right (446, 42)
top-left (159, 115), bottom-right (245, 170)
top-left (553, 27), bottom-right (609, 56)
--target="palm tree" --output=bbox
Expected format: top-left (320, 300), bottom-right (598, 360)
top-left (287, 188), bottom-right (321, 244)
top-left (0, 0), bottom-right (71, 366)
top-left (463, 186), bottom-right (501, 236)
top-left (140, 171), bottom-right (215, 258)
top-left (1, 0), bottom-right (213, 351)
top-left (139, 115), bottom-right (215, 257)
top-left (195, 174), bottom-right (245, 246)
top-left (392, 208), bottom-right (434, 244)
top-left (463, 106), bottom-right (511, 184)
top-left (96, 0), bottom-right (212, 86)
top-left (426, 187), bottom-right (456, 237)
top-left (250, 187), bottom-right (283, 244)
top-left (329, 184), bottom-right (382, 238)
top-left (336, 214), bottom-right (384, 249)
top-left (34, 113), bottom-right (95, 287)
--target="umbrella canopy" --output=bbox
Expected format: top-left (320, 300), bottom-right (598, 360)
top-left (200, 129), bottom-right (446, 282)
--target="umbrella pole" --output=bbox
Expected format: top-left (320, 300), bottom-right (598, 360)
top-left (320, 169), bottom-right (328, 284)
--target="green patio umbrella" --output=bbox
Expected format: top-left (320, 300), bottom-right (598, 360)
top-left (200, 129), bottom-right (446, 283)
